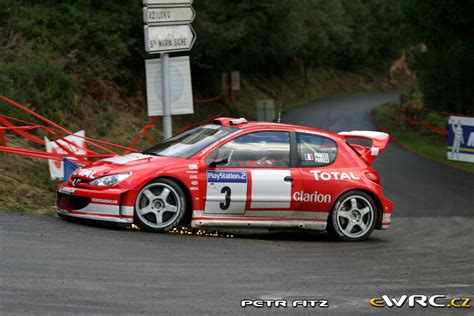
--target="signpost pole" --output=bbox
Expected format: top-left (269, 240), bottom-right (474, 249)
top-left (143, 0), bottom-right (196, 139)
top-left (161, 52), bottom-right (172, 139)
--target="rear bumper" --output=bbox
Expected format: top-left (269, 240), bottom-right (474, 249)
top-left (56, 184), bottom-right (134, 224)
top-left (379, 196), bottom-right (393, 230)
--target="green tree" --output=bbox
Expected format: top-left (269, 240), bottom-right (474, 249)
top-left (299, 0), bottom-right (350, 67)
top-left (402, 0), bottom-right (474, 114)
top-left (0, 0), bottom-right (143, 119)
top-left (192, 0), bottom-right (307, 72)
top-left (365, 1), bottom-right (405, 65)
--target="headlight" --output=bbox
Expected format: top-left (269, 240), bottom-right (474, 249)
top-left (89, 172), bottom-right (131, 186)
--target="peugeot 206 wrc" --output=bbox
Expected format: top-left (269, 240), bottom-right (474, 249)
top-left (57, 117), bottom-right (393, 241)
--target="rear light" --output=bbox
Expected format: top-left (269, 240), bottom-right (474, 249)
top-left (364, 172), bottom-right (380, 184)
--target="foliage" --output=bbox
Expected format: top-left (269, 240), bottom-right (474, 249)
top-left (374, 104), bottom-right (474, 173)
top-left (191, 0), bottom-right (406, 72)
top-left (400, 86), bottom-right (423, 108)
top-left (0, 0), bottom-right (407, 120)
top-left (298, 0), bottom-right (405, 70)
top-left (402, 0), bottom-right (474, 114)
top-left (0, 0), bottom-right (143, 121)
top-left (192, 0), bottom-right (308, 71)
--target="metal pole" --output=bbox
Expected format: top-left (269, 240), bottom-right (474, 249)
top-left (161, 53), bottom-right (172, 139)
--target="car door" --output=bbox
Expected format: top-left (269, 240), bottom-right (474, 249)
top-left (295, 132), bottom-right (339, 213)
top-left (203, 131), bottom-right (302, 217)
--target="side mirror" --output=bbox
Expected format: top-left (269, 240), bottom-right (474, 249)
top-left (209, 157), bottom-right (229, 167)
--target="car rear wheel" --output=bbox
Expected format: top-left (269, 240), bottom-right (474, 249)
top-left (134, 179), bottom-right (187, 233)
top-left (327, 190), bottom-right (377, 241)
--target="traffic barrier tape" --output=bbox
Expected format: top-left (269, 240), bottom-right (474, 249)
top-left (404, 116), bottom-right (448, 136)
top-left (399, 105), bottom-right (474, 118)
top-left (396, 106), bottom-right (449, 136)
top-left (1, 95), bottom-right (228, 162)
top-left (127, 116), bottom-right (158, 153)
top-left (194, 90), bottom-right (228, 104)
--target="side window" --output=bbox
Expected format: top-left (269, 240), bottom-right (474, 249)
top-left (297, 133), bottom-right (337, 167)
top-left (206, 131), bottom-right (290, 168)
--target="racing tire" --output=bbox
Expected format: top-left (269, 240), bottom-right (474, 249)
top-left (327, 190), bottom-right (377, 241)
top-left (134, 178), bottom-right (188, 233)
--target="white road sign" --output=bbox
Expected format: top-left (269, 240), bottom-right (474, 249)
top-left (44, 130), bottom-right (86, 180)
top-left (145, 56), bottom-right (194, 116)
top-left (143, 0), bottom-right (193, 6)
top-left (447, 116), bottom-right (474, 163)
top-left (144, 24), bottom-right (196, 53)
top-left (144, 7), bottom-right (195, 24)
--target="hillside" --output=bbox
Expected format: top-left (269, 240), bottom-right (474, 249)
top-left (1, 65), bottom-right (412, 214)
top-left (0, 1), bottom-right (413, 213)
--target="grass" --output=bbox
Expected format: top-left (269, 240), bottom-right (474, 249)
top-left (373, 104), bottom-right (474, 174)
top-left (0, 149), bottom-right (59, 216)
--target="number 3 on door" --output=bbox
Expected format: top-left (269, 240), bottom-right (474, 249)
top-left (220, 186), bottom-right (231, 210)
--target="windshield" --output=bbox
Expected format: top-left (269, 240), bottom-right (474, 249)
top-left (142, 125), bottom-right (238, 158)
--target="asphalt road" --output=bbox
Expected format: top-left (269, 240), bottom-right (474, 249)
top-left (1, 92), bottom-right (473, 315)
top-left (283, 92), bottom-right (474, 216)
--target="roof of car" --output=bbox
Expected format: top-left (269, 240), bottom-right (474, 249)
top-left (213, 117), bottom-right (340, 138)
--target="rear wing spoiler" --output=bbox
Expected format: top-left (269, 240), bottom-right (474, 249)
top-left (338, 131), bottom-right (390, 165)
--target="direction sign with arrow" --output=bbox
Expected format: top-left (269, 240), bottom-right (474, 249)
top-left (143, 0), bottom-right (193, 6)
top-left (144, 24), bottom-right (196, 54)
top-left (143, 6), bottom-right (195, 24)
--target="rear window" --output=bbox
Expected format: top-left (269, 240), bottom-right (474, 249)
top-left (296, 133), bottom-right (337, 167)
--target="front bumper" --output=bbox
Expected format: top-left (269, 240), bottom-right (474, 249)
top-left (56, 184), bottom-right (135, 224)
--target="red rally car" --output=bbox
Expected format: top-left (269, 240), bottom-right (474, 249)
top-left (57, 117), bottom-right (393, 241)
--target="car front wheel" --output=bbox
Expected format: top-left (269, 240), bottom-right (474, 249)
top-left (327, 190), bottom-right (377, 241)
top-left (134, 179), bottom-right (187, 233)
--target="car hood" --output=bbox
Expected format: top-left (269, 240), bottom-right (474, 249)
top-left (72, 153), bottom-right (184, 180)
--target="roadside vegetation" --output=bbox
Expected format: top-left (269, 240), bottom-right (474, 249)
top-left (0, 0), bottom-right (406, 124)
top-left (402, 0), bottom-right (473, 115)
top-left (372, 1), bottom-right (473, 173)
top-left (373, 94), bottom-right (474, 173)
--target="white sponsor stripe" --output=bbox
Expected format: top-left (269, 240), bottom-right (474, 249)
top-left (192, 210), bottom-right (328, 220)
top-left (120, 206), bottom-right (134, 217)
top-left (247, 211), bottom-right (328, 220)
top-left (91, 198), bottom-right (119, 205)
top-left (77, 203), bottom-right (120, 215)
top-left (60, 209), bottom-right (133, 224)
top-left (191, 217), bottom-right (327, 231)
